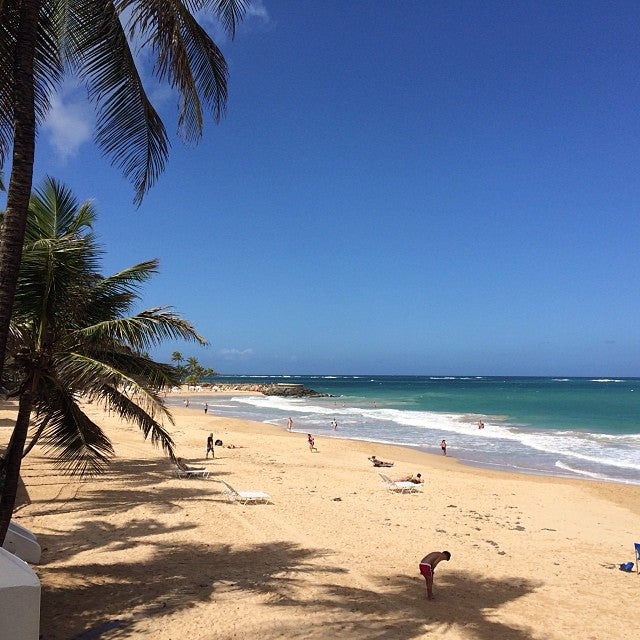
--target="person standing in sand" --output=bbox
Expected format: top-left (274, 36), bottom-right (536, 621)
top-left (287, 417), bottom-right (293, 431)
top-left (204, 402), bottom-right (208, 414)
top-left (441, 439), bottom-right (447, 455)
top-left (419, 551), bottom-right (451, 600)
top-left (206, 433), bottom-right (214, 458)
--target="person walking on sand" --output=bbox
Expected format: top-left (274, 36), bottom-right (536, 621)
top-left (441, 439), bottom-right (447, 455)
top-left (287, 416), bottom-right (293, 431)
top-left (419, 551), bottom-right (451, 600)
top-left (307, 433), bottom-right (318, 452)
top-left (206, 433), bottom-right (214, 458)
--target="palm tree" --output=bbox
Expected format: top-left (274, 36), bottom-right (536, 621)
top-left (0, 0), bottom-right (249, 389)
top-left (0, 177), bottom-right (208, 541)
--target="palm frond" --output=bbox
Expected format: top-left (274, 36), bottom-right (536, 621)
top-left (34, 389), bottom-right (114, 477)
top-left (90, 259), bottom-right (159, 300)
top-left (75, 307), bottom-right (208, 352)
top-left (33, 0), bottom-right (64, 125)
top-left (80, 379), bottom-right (176, 456)
top-left (0, 1), bottom-right (63, 168)
top-left (54, 349), bottom-right (181, 395)
top-left (0, 1), bottom-right (18, 168)
top-left (208, 0), bottom-right (250, 39)
top-left (27, 176), bottom-right (96, 240)
top-left (70, 0), bottom-right (169, 205)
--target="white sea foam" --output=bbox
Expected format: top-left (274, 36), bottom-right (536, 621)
top-left (591, 378), bottom-right (624, 383)
top-left (554, 461), bottom-right (636, 484)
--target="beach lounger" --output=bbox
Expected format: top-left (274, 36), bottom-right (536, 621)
top-left (379, 473), bottom-right (423, 494)
top-left (635, 542), bottom-right (640, 574)
top-left (2, 521), bottom-right (42, 564)
top-left (220, 480), bottom-right (270, 505)
top-left (174, 459), bottom-right (210, 479)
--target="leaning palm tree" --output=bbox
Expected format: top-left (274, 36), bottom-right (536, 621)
top-left (0, 0), bottom-right (249, 390)
top-left (0, 177), bottom-right (208, 540)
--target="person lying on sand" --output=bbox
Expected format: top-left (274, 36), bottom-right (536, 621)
top-left (368, 455), bottom-right (394, 467)
top-left (176, 458), bottom-right (206, 472)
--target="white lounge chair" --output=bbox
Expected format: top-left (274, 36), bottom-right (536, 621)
top-left (379, 473), bottom-right (423, 494)
top-left (174, 459), bottom-right (210, 478)
top-left (2, 521), bottom-right (42, 564)
top-left (220, 480), bottom-right (270, 504)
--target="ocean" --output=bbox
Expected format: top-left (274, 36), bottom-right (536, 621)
top-left (166, 375), bottom-right (640, 485)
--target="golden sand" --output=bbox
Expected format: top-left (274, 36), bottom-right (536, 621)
top-left (3, 395), bottom-right (639, 639)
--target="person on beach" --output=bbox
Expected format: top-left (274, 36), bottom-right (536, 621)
top-left (204, 402), bottom-right (208, 414)
top-left (177, 458), bottom-right (206, 472)
top-left (419, 551), bottom-right (451, 600)
top-left (308, 434), bottom-right (318, 452)
top-left (331, 418), bottom-right (338, 430)
top-left (184, 398), bottom-right (189, 408)
top-left (368, 455), bottom-right (394, 467)
top-left (395, 473), bottom-right (423, 484)
top-left (477, 420), bottom-right (484, 429)
top-left (287, 417), bottom-right (293, 431)
top-left (206, 433), bottom-right (214, 458)
top-left (441, 439), bottom-right (447, 455)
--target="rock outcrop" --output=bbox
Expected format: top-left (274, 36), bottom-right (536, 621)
top-left (211, 383), bottom-right (330, 398)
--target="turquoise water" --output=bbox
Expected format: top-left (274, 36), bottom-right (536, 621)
top-left (168, 375), bottom-right (640, 484)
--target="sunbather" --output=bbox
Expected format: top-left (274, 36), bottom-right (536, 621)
top-left (395, 473), bottom-right (423, 484)
top-left (368, 455), bottom-right (394, 467)
top-left (176, 458), bottom-right (206, 472)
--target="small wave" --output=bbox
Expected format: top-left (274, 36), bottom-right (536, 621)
top-left (591, 378), bottom-right (624, 383)
top-left (554, 461), bottom-right (638, 484)
top-left (552, 378), bottom-right (570, 382)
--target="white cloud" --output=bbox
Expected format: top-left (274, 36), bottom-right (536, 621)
top-left (219, 348), bottom-right (254, 359)
top-left (42, 88), bottom-right (93, 162)
top-left (247, 0), bottom-right (270, 22)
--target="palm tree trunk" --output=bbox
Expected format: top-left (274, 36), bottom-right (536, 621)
top-left (0, 384), bottom-right (34, 544)
top-left (0, 0), bottom-right (42, 384)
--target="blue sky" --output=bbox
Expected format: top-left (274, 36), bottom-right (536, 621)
top-left (16, 1), bottom-right (640, 376)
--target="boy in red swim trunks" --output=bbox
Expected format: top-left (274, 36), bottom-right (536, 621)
top-left (419, 550), bottom-right (451, 600)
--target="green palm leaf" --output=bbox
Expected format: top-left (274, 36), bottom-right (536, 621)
top-left (6, 177), bottom-right (207, 474)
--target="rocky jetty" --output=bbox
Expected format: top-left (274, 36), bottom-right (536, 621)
top-left (212, 382), bottom-right (330, 398)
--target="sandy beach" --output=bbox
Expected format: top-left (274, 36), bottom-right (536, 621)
top-left (3, 394), bottom-right (639, 640)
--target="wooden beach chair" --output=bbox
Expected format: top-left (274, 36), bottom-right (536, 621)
top-left (220, 480), bottom-right (270, 505)
top-left (379, 473), bottom-right (423, 494)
